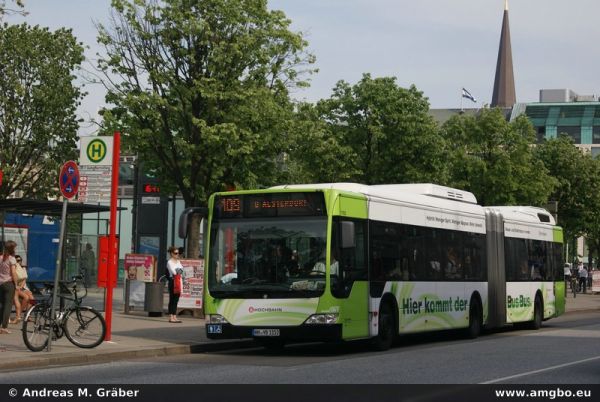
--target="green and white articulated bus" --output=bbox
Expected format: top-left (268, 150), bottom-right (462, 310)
top-left (180, 183), bottom-right (565, 350)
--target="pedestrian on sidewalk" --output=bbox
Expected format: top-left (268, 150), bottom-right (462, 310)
top-left (9, 255), bottom-right (34, 324)
top-left (579, 264), bottom-right (588, 294)
top-left (573, 262), bottom-right (582, 292)
top-left (166, 246), bottom-right (183, 323)
top-left (564, 263), bottom-right (572, 289)
top-left (0, 240), bottom-right (18, 334)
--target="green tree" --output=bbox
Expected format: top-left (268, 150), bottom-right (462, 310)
top-left (0, 23), bottom-right (85, 199)
top-left (581, 157), bottom-right (600, 268)
top-left (285, 102), bottom-right (358, 183)
top-left (534, 135), bottom-right (599, 259)
top-left (96, 0), bottom-right (314, 256)
top-left (442, 108), bottom-right (555, 206)
top-left (297, 74), bottom-right (447, 185)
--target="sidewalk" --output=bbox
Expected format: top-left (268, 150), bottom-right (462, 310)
top-left (1, 291), bottom-right (598, 372)
top-left (0, 310), bottom-right (254, 372)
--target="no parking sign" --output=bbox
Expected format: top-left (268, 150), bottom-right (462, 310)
top-left (59, 161), bottom-right (79, 199)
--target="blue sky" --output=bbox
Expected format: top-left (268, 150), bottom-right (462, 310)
top-left (7, 0), bottom-right (600, 135)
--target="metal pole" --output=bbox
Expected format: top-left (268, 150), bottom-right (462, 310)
top-left (47, 199), bottom-right (68, 352)
top-left (104, 131), bottom-right (121, 341)
top-left (1, 210), bottom-right (5, 249)
top-left (171, 193), bottom-right (176, 252)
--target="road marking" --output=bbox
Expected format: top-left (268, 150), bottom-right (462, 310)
top-left (481, 355), bottom-right (600, 384)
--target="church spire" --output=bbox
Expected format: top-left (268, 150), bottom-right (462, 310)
top-left (491, 0), bottom-right (516, 108)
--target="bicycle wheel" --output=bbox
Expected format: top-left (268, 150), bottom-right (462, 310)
top-left (22, 304), bottom-right (50, 352)
top-left (63, 307), bottom-right (106, 348)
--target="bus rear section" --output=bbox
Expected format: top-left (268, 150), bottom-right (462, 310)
top-left (485, 207), bottom-right (565, 330)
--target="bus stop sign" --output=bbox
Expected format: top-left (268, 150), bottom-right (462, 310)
top-left (59, 161), bottom-right (79, 199)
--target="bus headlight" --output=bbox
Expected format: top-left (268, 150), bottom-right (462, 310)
top-left (304, 313), bottom-right (338, 325)
top-left (208, 314), bottom-right (229, 324)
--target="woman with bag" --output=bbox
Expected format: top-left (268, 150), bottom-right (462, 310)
top-left (166, 246), bottom-right (184, 323)
top-left (0, 240), bottom-right (19, 334)
top-left (10, 255), bottom-right (34, 324)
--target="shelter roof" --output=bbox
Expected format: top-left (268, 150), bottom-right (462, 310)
top-left (0, 199), bottom-right (123, 216)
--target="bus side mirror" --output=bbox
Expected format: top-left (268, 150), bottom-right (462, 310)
top-left (340, 221), bottom-right (355, 249)
top-left (178, 207), bottom-right (208, 239)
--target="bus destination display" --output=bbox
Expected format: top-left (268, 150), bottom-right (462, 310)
top-left (215, 192), bottom-right (326, 218)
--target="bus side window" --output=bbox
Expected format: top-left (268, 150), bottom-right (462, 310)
top-left (333, 218), bottom-right (367, 298)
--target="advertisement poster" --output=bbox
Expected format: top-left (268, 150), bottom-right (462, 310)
top-left (128, 280), bottom-right (146, 308)
top-left (178, 259), bottom-right (204, 309)
top-left (0, 225), bottom-right (28, 266)
top-left (125, 254), bottom-right (156, 282)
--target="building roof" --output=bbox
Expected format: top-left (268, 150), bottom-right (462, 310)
top-left (0, 199), bottom-right (123, 216)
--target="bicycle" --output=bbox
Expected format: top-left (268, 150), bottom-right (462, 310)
top-left (570, 275), bottom-right (578, 298)
top-left (22, 275), bottom-right (106, 352)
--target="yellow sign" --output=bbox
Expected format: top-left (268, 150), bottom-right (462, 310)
top-left (86, 139), bottom-right (107, 163)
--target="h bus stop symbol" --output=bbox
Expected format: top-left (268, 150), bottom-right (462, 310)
top-left (86, 139), bottom-right (107, 163)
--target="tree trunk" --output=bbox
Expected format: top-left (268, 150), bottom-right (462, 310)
top-left (186, 213), bottom-right (203, 259)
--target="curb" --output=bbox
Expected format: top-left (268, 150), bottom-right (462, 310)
top-left (0, 340), bottom-right (257, 373)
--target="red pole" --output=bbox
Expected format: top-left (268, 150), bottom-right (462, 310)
top-left (104, 131), bottom-right (121, 341)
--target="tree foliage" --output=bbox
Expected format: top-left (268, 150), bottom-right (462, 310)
top-left (580, 158), bottom-right (600, 267)
top-left (97, 0), bottom-right (315, 207)
top-left (533, 135), bottom-right (599, 240)
top-left (441, 108), bottom-right (556, 206)
top-left (293, 74), bottom-right (447, 185)
top-left (0, 23), bottom-right (84, 199)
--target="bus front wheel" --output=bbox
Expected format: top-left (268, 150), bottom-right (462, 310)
top-left (371, 301), bottom-right (395, 351)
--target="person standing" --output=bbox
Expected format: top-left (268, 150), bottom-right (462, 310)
top-left (10, 255), bottom-right (34, 324)
top-left (166, 246), bottom-right (183, 323)
top-left (579, 264), bottom-right (588, 294)
top-left (0, 240), bottom-right (18, 334)
top-left (564, 263), bottom-right (572, 289)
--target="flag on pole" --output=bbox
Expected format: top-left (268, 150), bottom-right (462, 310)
top-left (462, 88), bottom-right (477, 103)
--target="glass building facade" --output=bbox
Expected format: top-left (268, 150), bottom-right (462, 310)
top-left (520, 102), bottom-right (600, 158)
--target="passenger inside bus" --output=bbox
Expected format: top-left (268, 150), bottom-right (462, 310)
top-left (519, 260), bottom-right (530, 280)
top-left (311, 249), bottom-right (339, 276)
top-left (531, 264), bottom-right (543, 280)
top-left (445, 247), bottom-right (462, 279)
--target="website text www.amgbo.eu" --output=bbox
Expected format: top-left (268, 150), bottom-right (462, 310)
top-left (495, 388), bottom-right (592, 400)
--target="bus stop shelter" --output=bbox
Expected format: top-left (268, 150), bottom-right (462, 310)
top-left (0, 198), bottom-right (124, 286)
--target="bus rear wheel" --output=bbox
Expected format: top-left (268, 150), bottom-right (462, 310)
top-left (465, 299), bottom-right (482, 339)
top-left (371, 301), bottom-right (395, 351)
top-left (528, 296), bottom-right (543, 330)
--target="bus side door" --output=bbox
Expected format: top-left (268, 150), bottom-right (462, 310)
top-left (332, 219), bottom-right (369, 339)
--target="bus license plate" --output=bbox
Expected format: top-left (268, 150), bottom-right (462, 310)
top-left (207, 324), bottom-right (222, 334)
top-left (252, 329), bottom-right (280, 337)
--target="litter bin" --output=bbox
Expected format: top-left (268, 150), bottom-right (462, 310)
top-left (144, 281), bottom-right (164, 317)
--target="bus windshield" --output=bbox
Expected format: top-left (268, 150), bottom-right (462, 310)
top-left (208, 218), bottom-right (329, 298)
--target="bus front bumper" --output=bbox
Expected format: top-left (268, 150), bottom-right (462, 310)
top-left (205, 323), bottom-right (343, 342)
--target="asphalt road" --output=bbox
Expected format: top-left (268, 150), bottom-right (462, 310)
top-left (1, 312), bottom-right (599, 384)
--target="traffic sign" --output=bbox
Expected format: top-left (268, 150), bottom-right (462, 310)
top-left (59, 161), bottom-right (80, 199)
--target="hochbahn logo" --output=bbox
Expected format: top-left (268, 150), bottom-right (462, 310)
top-left (248, 306), bottom-right (283, 313)
top-left (86, 139), bottom-right (107, 163)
